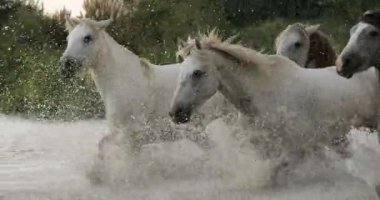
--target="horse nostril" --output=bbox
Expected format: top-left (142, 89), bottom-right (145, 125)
top-left (169, 107), bottom-right (185, 118)
top-left (170, 106), bottom-right (191, 123)
top-left (343, 57), bottom-right (351, 66)
top-left (58, 57), bottom-right (82, 79)
top-left (66, 59), bottom-right (75, 67)
top-left (169, 111), bottom-right (174, 118)
top-left (336, 69), bottom-right (343, 75)
top-left (175, 108), bottom-right (182, 117)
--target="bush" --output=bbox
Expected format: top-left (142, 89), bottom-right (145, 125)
top-left (2, 0), bottom-right (380, 120)
top-left (0, 1), bottom-right (104, 120)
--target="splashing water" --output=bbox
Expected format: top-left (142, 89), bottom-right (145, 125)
top-left (1, 114), bottom-right (379, 200)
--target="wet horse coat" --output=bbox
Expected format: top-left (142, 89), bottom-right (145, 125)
top-left (59, 18), bottom-right (233, 151)
top-left (171, 31), bottom-right (379, 156)
top-left (336, 9), bottom-right (380, 198)
top-left (336, 10), bottom-right (380, 138)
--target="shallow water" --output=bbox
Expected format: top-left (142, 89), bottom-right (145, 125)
top-left (1, 114), bottom-right (380, 200)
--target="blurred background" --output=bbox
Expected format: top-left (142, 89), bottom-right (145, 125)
top-left (1, 0), bottom-right (380, 120)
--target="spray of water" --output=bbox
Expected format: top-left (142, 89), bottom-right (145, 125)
top-left (1, 114), bottom-right (379, 200)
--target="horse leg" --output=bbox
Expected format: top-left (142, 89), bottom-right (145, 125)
top-left (375, 184), bottom-right (380, 199)
top-left (98, 133), bottom-right (114, 159)
top-left (377, 114), bottom-right (380, 144)
top-left (89, 129), bottom-right (134, 185)
top-left (87, 131), bottom-right (115, 185)
top-left (330, 134), bottom-right (351, 158)
top-left (270, 157), bottom-right (305, 187)
top-left (98, 129), bottom-right (135, 159)
top-left (270, 160), bottom-right (291, 187)
top-left (376, 123), bottom-right (380, 199)
top-left (374, 95), bottom-right (380, 199)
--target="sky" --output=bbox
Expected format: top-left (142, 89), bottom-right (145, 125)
top-left (41, 0), bottom-right (84, 16)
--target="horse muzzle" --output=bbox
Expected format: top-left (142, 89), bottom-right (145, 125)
top-left (58, 56), bottom-right (83, 79)
top-left (169, 106), bottom-right (192, 124)
top-left (336, 54), bottom-right (359, 79)
top-left (336, 67), bottom-right (354, 79)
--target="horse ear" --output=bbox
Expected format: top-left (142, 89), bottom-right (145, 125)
top-left (363, 10), bottom-right (380, 20)
top-left (65, 15), bottom-right (80, 32)
top-left (95, 18), bottom-right (113, 30)
top-left (195, 39), bottom-right (201, 50)
top-left (362, 10), bottom-right (380, 27)
top-left (177, 38), bottom-right (186, 49)
top-left (306, 24), bottom-right (320, 34)
top-left (177, 55), bottom-right (184, 62)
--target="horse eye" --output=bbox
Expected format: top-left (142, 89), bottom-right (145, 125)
top-left (369, 31), bottom-right (378, 37)
top-left (192, 70), bottom-right (205, 79)
top-left (294, 42), bottom-right (302, 48)
top-left (83, 35), bottom-right (92, 44)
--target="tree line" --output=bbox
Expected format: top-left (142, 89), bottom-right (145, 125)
top-left (0, 0), bottom-right (379, 119)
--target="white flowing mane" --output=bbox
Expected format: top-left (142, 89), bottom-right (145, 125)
top-left (102, 29), bottom-right (152, 72)
top-left (177, 30), bottom-right (271, 68)
top-left (66, 18), bottom-right (105, 31)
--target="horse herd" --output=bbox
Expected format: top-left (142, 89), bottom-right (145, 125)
top-left (59, 10), bottom-right (380, 176)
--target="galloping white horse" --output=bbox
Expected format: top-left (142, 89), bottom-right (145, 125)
top-left (335, 10), bottom-right (380, 197)
top-left (59, 17), bottom-right (230, 150)
top-left (336, 10), bottom-right (380, 140)
top-left (170, 31), bottom-right (379, 155)
top-left (275, 23), bottom-right (336, 68)
top-left (58, 17), bottom-right (180, 150)
top-left (336, 10), bottom-right (380, 78)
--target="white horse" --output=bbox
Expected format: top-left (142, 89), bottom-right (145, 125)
top-left (336, 10), bottom-right (380, 141)
top-left (336, 10), bottom-right (380, 135)
top-left (170, 31), bottom-right (379, 156)
top-left (336, 10), bottom-right (380, 78)
top-left (275, 23), bottom-right (336, 68)
top-left (59, 17), bottom-right (231, 151)
top-left (327, 10), bottom-right (380, 196)
top-left (58, 17), bottom-right (181, 150)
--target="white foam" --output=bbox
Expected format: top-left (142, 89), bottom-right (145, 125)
top-left (346, 129), bottom-right (380, 187)
top-left (1, 115), bottom-right (379, 200)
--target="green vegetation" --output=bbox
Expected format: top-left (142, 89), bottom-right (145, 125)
top-left (1, 0), bottom-right (379, 120)
top-left (0, 1), bottom-right (103, 120)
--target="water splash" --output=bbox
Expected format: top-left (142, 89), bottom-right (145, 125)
top-left (346, 129), bottom-right (380, 188)
top-left (1, 115), bottom-right (379, 200)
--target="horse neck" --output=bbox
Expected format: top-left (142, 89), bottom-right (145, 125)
top-left (89, 32), bottom-right (149, 125)
top-left (90, 32), bottom-right (143, 98)
top-left (214, 55), bottom-right (267, 116)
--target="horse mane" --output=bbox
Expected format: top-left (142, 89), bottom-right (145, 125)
top-left (66, 18), bottom-right (102, 31)
top-left (305, 26), bottom-right (337, 68)
top-left (274, 23), bottom-right (308, 51)
top-left (177, 29), bottom-right (269, 67)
